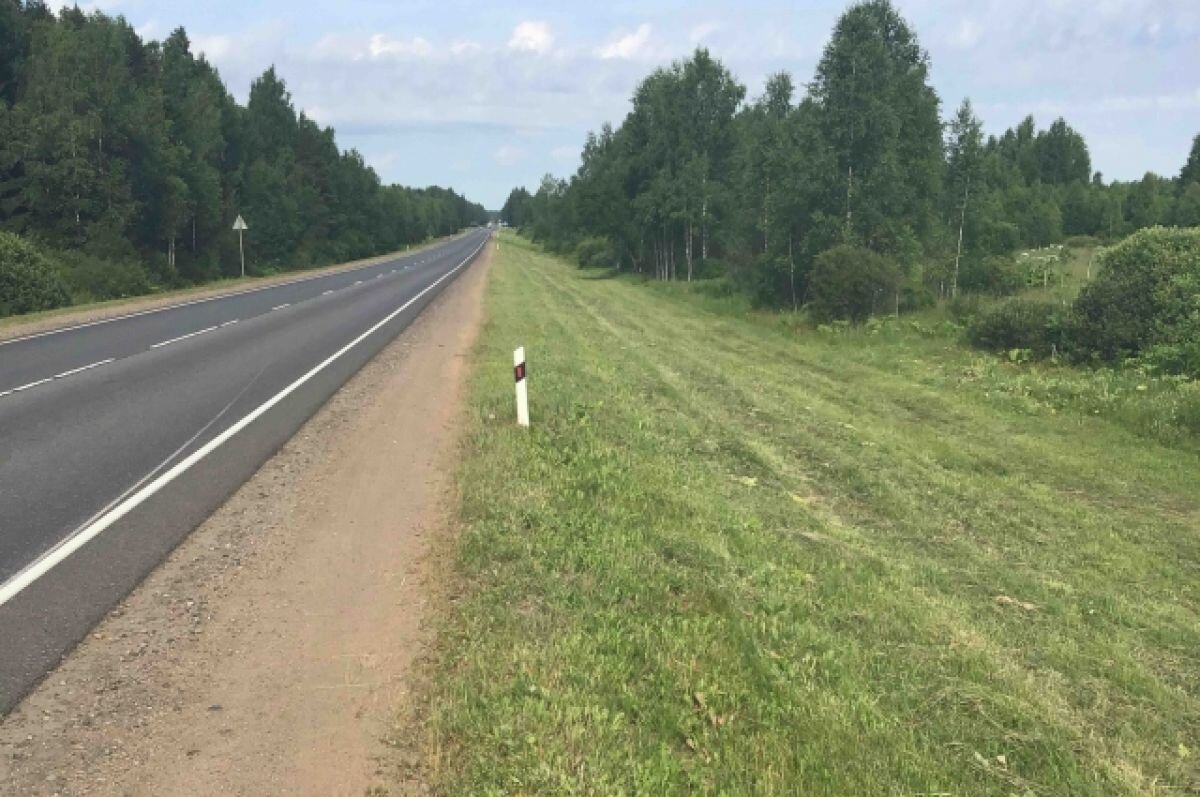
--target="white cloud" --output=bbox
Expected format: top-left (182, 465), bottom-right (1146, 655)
top-left (597, 24), bottom-right (653, 60)
top-left (689, 22), bottom-right (722, 44)
top-left (451, 39), bottom-right (483, 57)
top-left (368, 34), bottom-right (434, 59)
top-left (508, 21), bottom-right (554, 54)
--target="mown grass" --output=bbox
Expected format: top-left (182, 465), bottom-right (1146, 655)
top-left (423, 233), bottom-right (1199, 795)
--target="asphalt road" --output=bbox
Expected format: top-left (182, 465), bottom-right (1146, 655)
top-left (0, 229), bottom-right (490, 714)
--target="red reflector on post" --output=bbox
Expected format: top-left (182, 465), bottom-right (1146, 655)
top-left (514, 362), bottom-right (526, 382)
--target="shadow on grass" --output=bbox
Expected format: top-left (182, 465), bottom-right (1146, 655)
top-left (578, 267), bottom-right (623, 281)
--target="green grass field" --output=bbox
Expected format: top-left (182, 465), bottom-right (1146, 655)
top-left (420, 233), bottom-right (1199, 795)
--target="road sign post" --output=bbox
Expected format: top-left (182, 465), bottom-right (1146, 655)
top-left (233, 214), bottom-right (249, 278)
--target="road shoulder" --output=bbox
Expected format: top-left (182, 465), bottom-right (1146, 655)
top-left (0, 241), bottom-right (493, 796)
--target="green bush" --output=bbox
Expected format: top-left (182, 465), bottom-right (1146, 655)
top-left (573, 236), bottom-right (615, 269)
top-left (807, 244), bottom-right (901, 324)
top-left (960, 254), bottom-right (1024, 296)
top-left (1070, 227), bottom-right (1200, 371)
top-left (70, 254), bottom-right (155, 301)
top-left (946, 293), bottom-right (984, 322)
top-left (966, 298), bottom-right (1068, 358)
top-left (0, 231), bottom-right (72, 317)
top-left (56, 249), bottom-right (157, 303)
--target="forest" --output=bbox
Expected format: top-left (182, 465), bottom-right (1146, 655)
top-left (0, 1), bottom-right (487, 317)
top-left (501, 0), bottom-right (1200, 377)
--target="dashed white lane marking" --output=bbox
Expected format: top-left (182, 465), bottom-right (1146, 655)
top-left (323, 289), bottom-right (334, 295)
top-left (1, 358), bottom-right (119, 399)
top-left (354, 280), bottom-right (363, 285)
top-left (151, 325), bottom-right (218, 349)
top-left (55, 359), bottom-right (115, 379)
top-left (376, 274), bottom-right (384, 279)
top-left (221, 319), bottom-right (239, 328)
top-left (272, 303), bottom-right (290, 311)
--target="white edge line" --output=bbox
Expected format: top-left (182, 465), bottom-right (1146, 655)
top-left (0, 230), bottom-right (481, 349)
top-left (0, 234), bottom-right (488, 608)
top-left (150, 325), bottom-right (218, 350)
top-left (12, 378), bottom-right (51, 392)
top-left (55, 358), bottom-right (115, 380)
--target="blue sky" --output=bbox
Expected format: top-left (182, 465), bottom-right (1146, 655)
top-left (61, 0), bottom-right (1200, 208)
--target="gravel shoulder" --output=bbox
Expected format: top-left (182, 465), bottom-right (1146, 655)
top-left (0, 241), bottom-right (493, 796)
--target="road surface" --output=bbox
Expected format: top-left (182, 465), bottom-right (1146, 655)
top-left (0, 229), bottom-right (489, 713)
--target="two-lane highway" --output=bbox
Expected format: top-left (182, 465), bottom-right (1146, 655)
top-left (0, 229), bottom-right (489, 713)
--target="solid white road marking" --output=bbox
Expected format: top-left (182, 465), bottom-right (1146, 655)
top-left (55, 359), bottom-right (115, 379)
top-left (13, 378), bottom-right (52, 392)
top-left (0, 234), bottom-right (489, 608)
top-left (151, 326), bottom-right (218, 349)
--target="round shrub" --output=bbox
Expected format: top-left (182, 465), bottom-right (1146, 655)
top-left (573, 236), bottom-right (615, 269)
top-left (966, 299), bottom-right (1068, 358)
top-left (1070, 227), bottom-right (1200, 366)
top-left (807, 244), bottom-right (901, 324)
top-left (960, 255), bottom-right (1024, 296)
top-left (0, 231), bottom-right (72, 317)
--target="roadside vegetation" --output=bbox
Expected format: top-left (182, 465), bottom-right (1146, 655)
top-left (500, 0), bottom-right (1200, 379)
top-left (0, 2), bottom-right (486, 319)
top-left (418, 234), bottom-right (1198, 794)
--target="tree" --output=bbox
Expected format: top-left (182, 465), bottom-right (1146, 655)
top-left (1035, 118), bottom-right (1091, 185)
top-left (0, 8), bottom-right (485, 308)
top-left (1179, 133), bottom-right (1200, 187)
top-left (946, 98), bottom-right (983, 297)
top-left (809, 0), bottom-right (943, 257)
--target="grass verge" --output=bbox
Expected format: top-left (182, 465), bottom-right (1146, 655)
top-left (421, 233), bottom-right (1199, 795)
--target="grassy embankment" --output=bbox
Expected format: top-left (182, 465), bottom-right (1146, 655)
top-left (422, 232), bottom-right (1198, 794)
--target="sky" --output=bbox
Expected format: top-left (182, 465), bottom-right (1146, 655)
top-left (54, 0), bottom-right (1200, 209)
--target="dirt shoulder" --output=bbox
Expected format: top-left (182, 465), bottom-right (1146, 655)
top-left (0, 241), bottom-right (493, 796)
top-left (0, 232), bottom-right (469, 344)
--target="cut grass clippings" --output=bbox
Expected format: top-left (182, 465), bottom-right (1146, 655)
top-left (420, 233), bottom-right (1199, 795)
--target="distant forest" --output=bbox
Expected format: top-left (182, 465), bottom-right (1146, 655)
top-left (0, 1), bottom-right (486, 311)
top-left (502, 0), bottom-right (1200, 310)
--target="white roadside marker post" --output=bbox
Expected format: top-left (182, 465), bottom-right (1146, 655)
top-left (514, 347), bottom-right (529, 427)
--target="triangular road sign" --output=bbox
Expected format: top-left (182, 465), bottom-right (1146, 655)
top-left (232, 214), bottom-right (248, 231)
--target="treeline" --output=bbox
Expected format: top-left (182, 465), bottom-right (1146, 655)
top-left (0, 1), bottom-right (486, 312)
top-left (502, 0), bottom-right (1200, 315)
